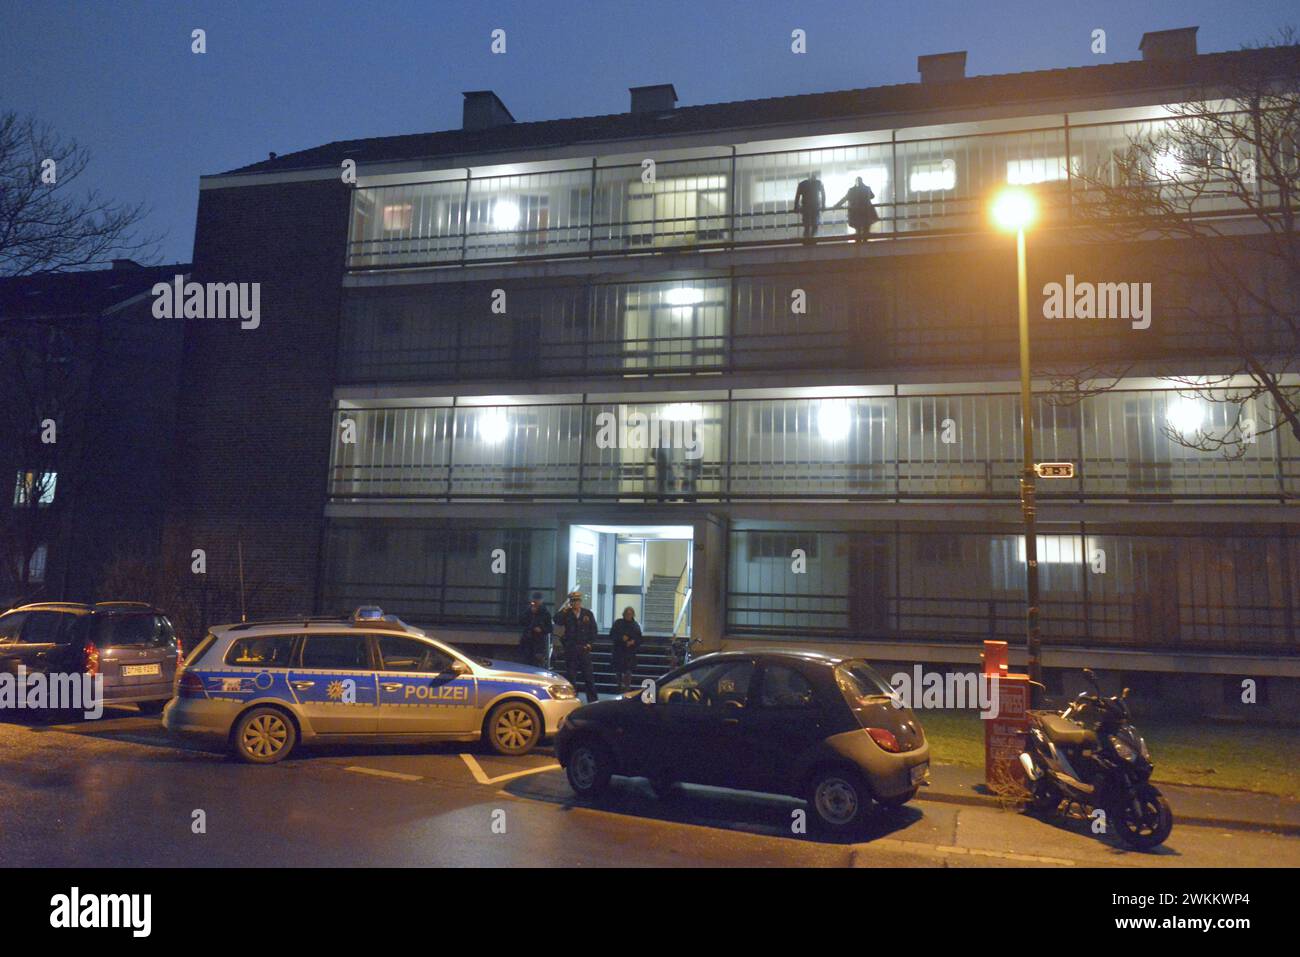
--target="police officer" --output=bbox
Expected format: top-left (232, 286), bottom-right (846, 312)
top-left (519, 592), bottom-right (553, 668)
top-left (554, 590), bottom-right (598, 703)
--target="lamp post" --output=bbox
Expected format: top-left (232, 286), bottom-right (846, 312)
top-left (991, 187), bottom-right (1042, 699)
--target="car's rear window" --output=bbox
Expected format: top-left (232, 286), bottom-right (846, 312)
top-left (225, 634), bottom-right (297, 668)
top-left (835, 660), bottom-right (896, 700)
top-left (94, 614), bottom-right (174, 648)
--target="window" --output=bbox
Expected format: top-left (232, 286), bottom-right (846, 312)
top-left (908, 159), bottom-right (956, 192)
top-left (748, 532), bottom-right (817, 561)
top-left (658, 659), bottom-right (754, 707)
top-left (26, 544), bottom-right (48, 583)
top-left (299, 634), bottom-right (370, 670)
top-left (225, 634), bottom-right (297, 667)
top-left (758, 665), bottom-right (817, 708)
top-left (376, 635), bottom-right (453, 673)
top-left (13, 471), bottom-right (56, 506)
top-left (382, 203), bottom-right (413, 231)
top-left (94, 615), bottom-right (173, 648)
top-left (0, 613), bottom-right (28, 642)
top-left (18, 611), bottom-right (70, 645)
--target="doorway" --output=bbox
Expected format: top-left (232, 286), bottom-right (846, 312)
top-left (568, 524), bottom-right (693, 635)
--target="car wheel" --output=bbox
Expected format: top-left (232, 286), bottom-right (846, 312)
top-left (232, 707), bottom-right (297, 764)
top-left (565, 738), bottom-right (613, 799)
top-left (136, 700), bottom-right (167, 716)
top-left (486, 700), bottom-right (543, 756)
top-left (876, 786), bottom-right (918, 809)
top-left (808, 767), bottom-right (869, 834)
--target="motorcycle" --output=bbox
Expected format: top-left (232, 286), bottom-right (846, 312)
top-left (1019, 668), bottom-right (1173, 849)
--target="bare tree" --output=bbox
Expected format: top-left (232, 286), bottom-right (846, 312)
top-left (0, 113), bottom-right (157, 603)
top-left (1048, 33), bottom-right (1300, 458)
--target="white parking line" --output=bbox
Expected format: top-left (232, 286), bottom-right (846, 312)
top-left (460, 753), bottom-right (560, 785)
top-left (344, 766), bottom-right (424, 782)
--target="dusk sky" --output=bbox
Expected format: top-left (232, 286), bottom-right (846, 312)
top-left (3, 0), bottom-right (1295, 265)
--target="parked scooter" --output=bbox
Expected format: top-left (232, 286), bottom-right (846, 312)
top-left (1019, 668), bottom-right (1173, 849)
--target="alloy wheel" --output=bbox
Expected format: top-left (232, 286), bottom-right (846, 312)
top-left (243, 713), bottom-right (288, 758)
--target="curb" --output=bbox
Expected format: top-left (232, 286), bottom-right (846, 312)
top-left (916, 787), bottom-right (1300, 836)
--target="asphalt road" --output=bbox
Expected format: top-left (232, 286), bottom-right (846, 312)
top-left (2, 708), bottom-right (1297, 868)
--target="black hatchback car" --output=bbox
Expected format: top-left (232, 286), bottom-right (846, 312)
top-left (0, 602), bottom-right (181, 714)
top-left (557, 649), bottom-right (930, 833)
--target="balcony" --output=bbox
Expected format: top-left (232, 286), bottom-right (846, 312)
top-left (346, 110), bottom-right (1259, 271)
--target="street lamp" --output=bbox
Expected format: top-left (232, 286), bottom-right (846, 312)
top-left (991, 186), bottom-right (1043, 699)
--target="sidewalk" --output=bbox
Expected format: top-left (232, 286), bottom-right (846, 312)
top-left (920, 762), bottom-right (1300, 835)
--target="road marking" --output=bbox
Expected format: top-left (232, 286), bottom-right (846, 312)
top-left (460, 753), bottom-right (560, 785)
top-left (344, 766), bottom-right (424, 782)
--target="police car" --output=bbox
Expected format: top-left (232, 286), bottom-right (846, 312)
top-left (163, 607), bottom-right (580, 764)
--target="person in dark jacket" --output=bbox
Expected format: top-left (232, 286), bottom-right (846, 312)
top-left (832, 176), bottom-right (879, 241)
top-left (793, 172), bottom-right (826, 241)
top-left (554, 590), bottom-right (599, 703)
top-left (833, 177), bottom-right (879, 242)
top-left (609, 606), bottom-right (642, 692)
top-left (518, 592), bottom-right (553, 668)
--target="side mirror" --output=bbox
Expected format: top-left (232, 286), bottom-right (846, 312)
top-left (449, 660), bottom-right (470, 676)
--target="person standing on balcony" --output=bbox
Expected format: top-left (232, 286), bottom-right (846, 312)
top-left (519, 592), bottom-right (553, 668)
top-left (555, 590), bottom-right (599, 703)
top-left (833, 177), bottom-right (879, 242)
top-left (793, 171), bottom-right (826, 242)
top-left (609, 606), bottom-right (642, 692)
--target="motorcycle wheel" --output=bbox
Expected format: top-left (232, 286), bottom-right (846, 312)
top-left (1028, 780), bottom-right (1061, 815)
top-left (1111, 784), bottom-right (1173, 849)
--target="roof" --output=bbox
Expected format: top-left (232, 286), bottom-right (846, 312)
top-left (223, 45), bottom-right (1300, 177)
top-left (6, 601), bottom-right (164, 616)
top-left (0, 263), bottom-right (190, 323)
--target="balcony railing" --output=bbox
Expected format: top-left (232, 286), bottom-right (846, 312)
top-left (346, 110), bottom-right (1264, 271)
top-left (328, 389), bottom-right (1300, 503)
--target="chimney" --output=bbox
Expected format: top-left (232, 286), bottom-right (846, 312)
top-left (918, 51), bottom-right (967, 84)
top-left (629, 83), bottom-right (678, 114)
top-left (462, 90), bottom-right (515, 131)
top-left (1139, 26), bottom-right (1198, 61)
top-left (110, 259), bottom-right (142, 270)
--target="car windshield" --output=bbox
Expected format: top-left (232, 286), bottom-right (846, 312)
top-left (835, 660), bottom-right (896, 701)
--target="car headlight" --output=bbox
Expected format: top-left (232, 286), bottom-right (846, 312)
top-left (548, 683), bottom-right (577, 700)
top-left (1108, 733), bottom-right (1138, 763)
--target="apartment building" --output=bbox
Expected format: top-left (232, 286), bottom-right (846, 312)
top-left (172, 26), bottom-right (1300, 713)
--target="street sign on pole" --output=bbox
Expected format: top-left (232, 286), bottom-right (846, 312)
top-left (1034, 462), bottom-right (1075, 479)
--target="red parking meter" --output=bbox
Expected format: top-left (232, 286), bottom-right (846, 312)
top-left (982, 640), bottom-right (1030, 787)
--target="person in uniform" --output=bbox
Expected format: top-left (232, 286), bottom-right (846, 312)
top-left (554, 590), bottom-right (599, 703)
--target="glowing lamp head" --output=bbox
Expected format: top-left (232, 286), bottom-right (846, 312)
top-left (991, 187), bottom-right (1037, 232)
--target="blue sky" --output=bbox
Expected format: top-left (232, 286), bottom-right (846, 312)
top-left (1, 0), bottom-right (1294, 264)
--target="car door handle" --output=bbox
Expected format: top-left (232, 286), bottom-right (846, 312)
top-left (380, 682), bottom-right (403, 692)
top-left (722, 717), bottom-right (740, 726)
top-left (290, 680), bottom-right (315, 691)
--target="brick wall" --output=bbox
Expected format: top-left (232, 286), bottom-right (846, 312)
top-left (166, 177), bottom-right (350, 624)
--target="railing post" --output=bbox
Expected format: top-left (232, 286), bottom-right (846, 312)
top-left (460, 170), bottom-right (471, 264)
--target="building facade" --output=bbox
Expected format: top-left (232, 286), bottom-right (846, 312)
top-left (174, 27), bottom-right (1299, 713)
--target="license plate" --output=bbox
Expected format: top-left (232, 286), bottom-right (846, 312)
top-left (122, 664), bottom-right (161, 677)
top-left (910, 762), bottom-right (930, 785)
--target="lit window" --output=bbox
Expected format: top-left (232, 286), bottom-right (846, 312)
top-left (13, 471), bottom-right (56, 506)
top-left (908, 159), bottom-right (956, 193)
top-left (28, 544), bottom-right (47, 583)
top-left (382, 203), bottom-right (413, 231)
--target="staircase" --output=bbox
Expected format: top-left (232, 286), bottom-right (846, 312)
top-left (642, 575), bottom-right (679, 634)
